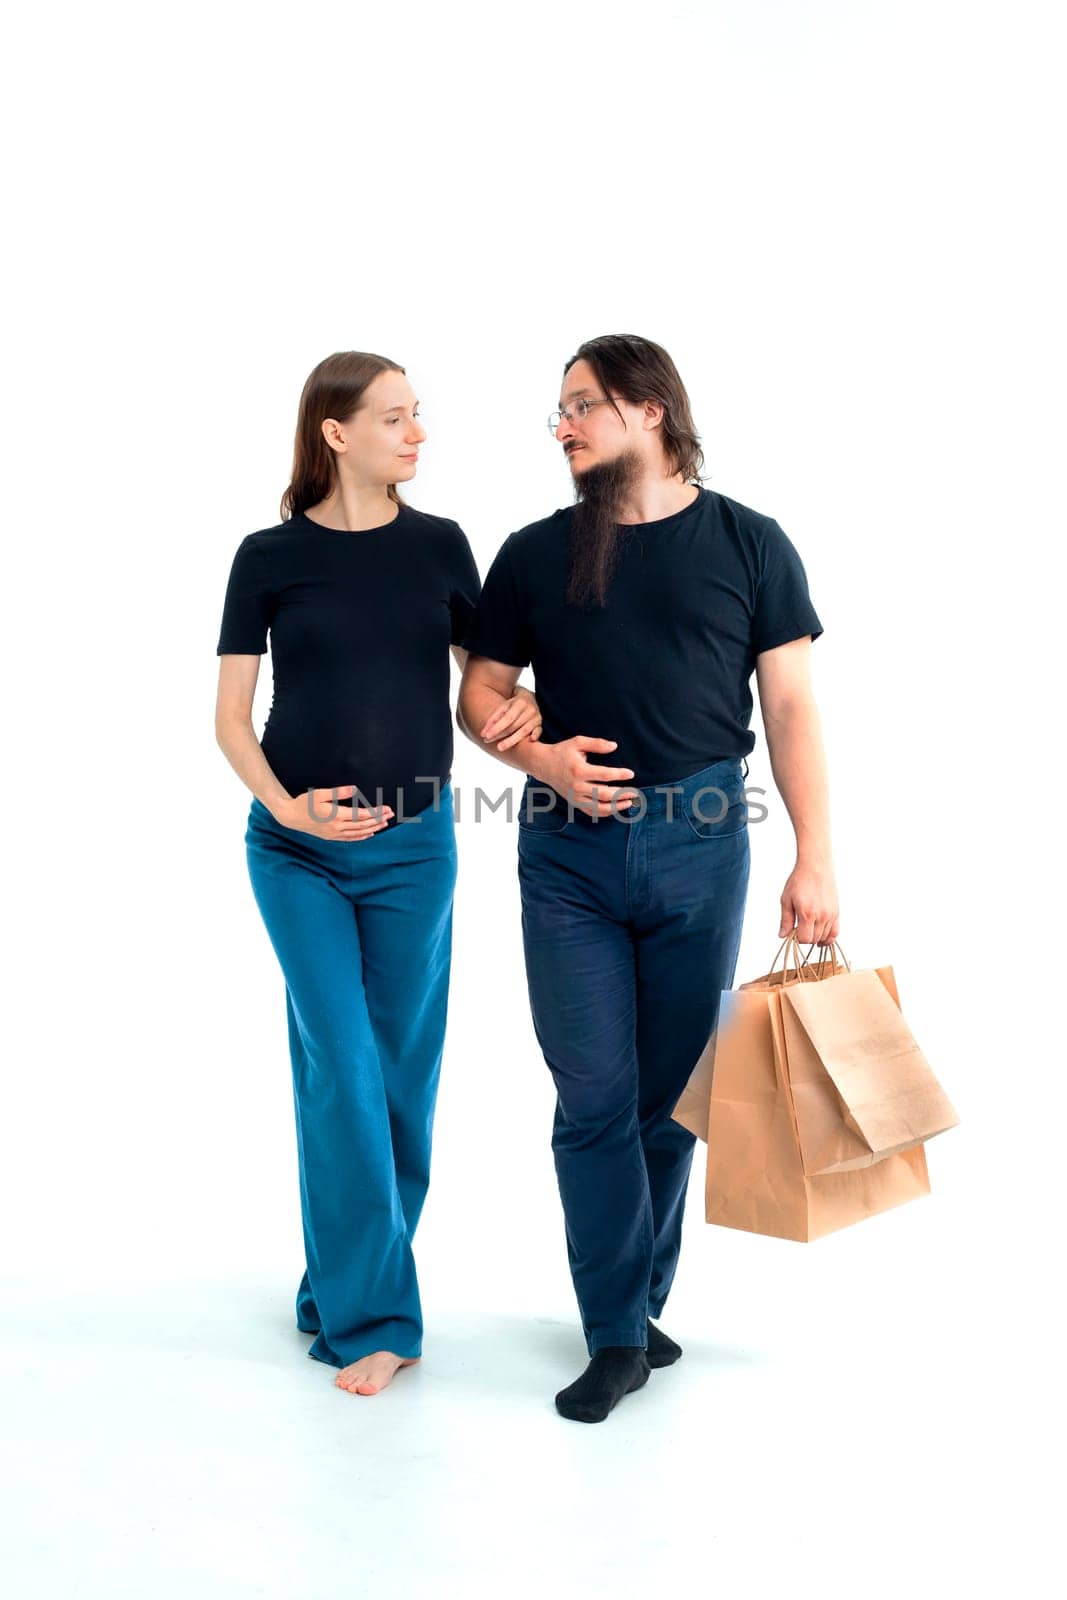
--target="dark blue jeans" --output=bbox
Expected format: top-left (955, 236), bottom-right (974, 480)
top-left (517, 757), bottom-right (750, 1354)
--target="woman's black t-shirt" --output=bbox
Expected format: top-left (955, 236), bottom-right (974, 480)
top-left (462, 486), bottom-right (823, 787)
top-left (216, 504), bottom-right (480, 821)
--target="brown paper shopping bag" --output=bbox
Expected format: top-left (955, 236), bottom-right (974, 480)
top-left (779, 944), bottom-right (959, 1175)
top-left (671, 1033), bottom-right (717, 1140)
top-left (674, 936), bottom-right (935, 1242)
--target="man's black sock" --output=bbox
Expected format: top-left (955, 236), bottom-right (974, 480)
top-left (646, 1319), bottom-right (682, 1368)
top-left (555, 1347), bottom-right (651, 1424)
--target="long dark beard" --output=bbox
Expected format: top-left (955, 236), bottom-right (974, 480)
top-left (565, 449), bottom-right (643, 607)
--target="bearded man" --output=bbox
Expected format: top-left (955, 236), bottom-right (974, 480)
top-left (459, 333), bottom-right (836, 1422)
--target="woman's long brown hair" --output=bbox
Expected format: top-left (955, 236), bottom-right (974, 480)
top-left (280, 351), bottom-right (406, 521)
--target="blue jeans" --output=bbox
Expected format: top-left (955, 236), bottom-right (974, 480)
top-left (244, 785), bottom-right (457, 1367)
top-left (517, 757), bottom-right (751, 1354)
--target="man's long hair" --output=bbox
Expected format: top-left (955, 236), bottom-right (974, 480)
top-left (564, 334), bottom-right (705, 607)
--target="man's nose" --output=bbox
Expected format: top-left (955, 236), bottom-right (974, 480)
top-left (556, 415), bottom-right (575, 442)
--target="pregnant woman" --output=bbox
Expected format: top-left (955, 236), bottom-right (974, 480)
top-left (214, 351), bottom-right (539, 1397)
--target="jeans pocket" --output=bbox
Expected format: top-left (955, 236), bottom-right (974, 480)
top-left (681, 778), bottom-right (749, 840)
top-left (517, 784), bottom-right (572, 835)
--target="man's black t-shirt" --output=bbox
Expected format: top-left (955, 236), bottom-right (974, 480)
top-left (216, 504), bottom-right (480, 821)
top-left (463, 486), bottom-right (823, 786)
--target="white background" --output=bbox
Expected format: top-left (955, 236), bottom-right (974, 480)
top-left (3, 2), bottom-right (1063, 1596)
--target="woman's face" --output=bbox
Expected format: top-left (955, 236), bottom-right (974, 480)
top-left (326, 368), bottom-right (427, 486)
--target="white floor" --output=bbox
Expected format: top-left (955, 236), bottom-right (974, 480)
top-left (3, 1145), bottom-right (1056, 1600)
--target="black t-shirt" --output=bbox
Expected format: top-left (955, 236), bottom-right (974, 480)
top-left (463, 486), bottom-right (823, 786)
top-left (216, 504), bottom-right (480, 820)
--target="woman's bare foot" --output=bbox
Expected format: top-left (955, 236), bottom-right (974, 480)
top-left (334, 1351), bottom-right (420, 1396)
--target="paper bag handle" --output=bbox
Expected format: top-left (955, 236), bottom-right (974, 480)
top-left (804, 940), bottom-right (852, 975)
top-left (768, 933), bottom-right (823, 985)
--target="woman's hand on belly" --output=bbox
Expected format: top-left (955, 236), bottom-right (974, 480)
top-left (272, 785), bottom-right (394, 840)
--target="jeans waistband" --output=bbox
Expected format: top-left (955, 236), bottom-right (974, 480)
top-left (520, 756), bottom-right (748, 822)
top-left (630, 756), bottom-right (747, 814)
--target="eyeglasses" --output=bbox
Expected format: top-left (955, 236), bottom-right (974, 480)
top-left (546, 397), bottom-right (613, 432)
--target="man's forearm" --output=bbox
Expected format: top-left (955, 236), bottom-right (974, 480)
top-left (458, 681), bottom-right (548, 779)
top-left (763, 699), bottom-right (833, 867)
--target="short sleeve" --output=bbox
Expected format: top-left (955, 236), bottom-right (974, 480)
top-left (216, 535), bottom-right (273, 655)
top-left (751, 519), bottom-right (824, 655)
top-left (462, 538), bottom-right (532, 667)
top-left (446, 523), bottom-right (482, 646)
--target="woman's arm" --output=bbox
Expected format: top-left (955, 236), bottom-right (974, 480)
top-left (215, 654), bottom-right (293, 813)
top-left (215, 656), bottom-right (391, 839)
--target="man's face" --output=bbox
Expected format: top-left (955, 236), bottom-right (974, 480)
top-left (555, 358), bottom-right (634, 477)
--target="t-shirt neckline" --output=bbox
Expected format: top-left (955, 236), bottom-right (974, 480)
top-left (293, 504), bottom-right (406, 536)
top-left (607, 484), bottom-right (707, 532)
